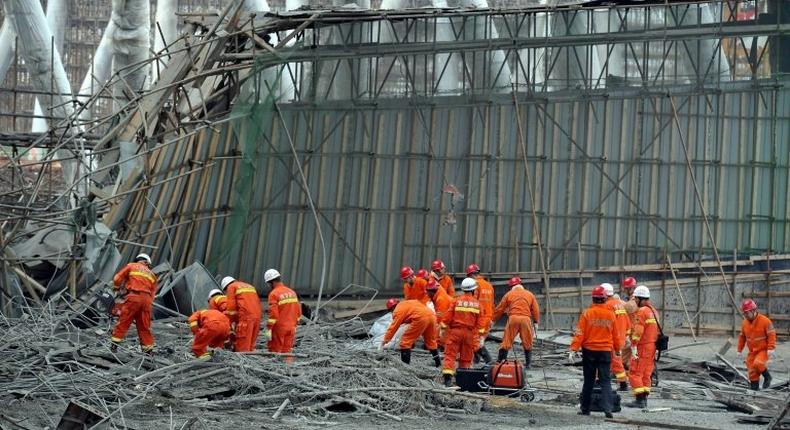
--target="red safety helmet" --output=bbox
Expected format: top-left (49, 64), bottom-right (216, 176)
top-left (741, 299), bottom-right (757, 313)
top-left (466, 263), bottom-right (481, 276)
top-left (621, 277), bottom-right (637, 288)
top-left (416, 268), bottom-right (429, 280)
top-left (386, 298), bottom-right (399, 310)
top-left (426, 280), bottom-right (439, 291)
top-left (592, 286), bottom-right (607, 299)
top-left (431, 260), bottom-right (446, 271)
top-left (508, 276), bottom-right (522, 287)
top-left (400, 266), bottom-right (414, 280)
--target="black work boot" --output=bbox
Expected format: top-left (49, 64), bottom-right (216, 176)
top-left (625, 394), bottom-right (646, 408)
top-left (479, 346), bottom-right (493, 364)
top-left (762, 371), bottom-right (772, 389)
top-left (400, 348), bottom-right (412, 364)
top-left (643, 394), bottom-right (649, 408)
top-left (523, 349), bottom-right (532, 370)
top-left (497, 348), bottom-right (508, 363)
top-left (750, 381), bottom-right (760, 391)
top-left (443, 373), bottom-right (453, 387)
top-left (110, 342), bottom-right (119, 353)
top-left (619, 381), bottom-right (629, 392)
top-left (429, 349), bottom-right (442, 367)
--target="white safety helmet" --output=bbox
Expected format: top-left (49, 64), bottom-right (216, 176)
top-left (220, 276), bottom-right (236, 290)
top-left (208, 289), bottom-right (223, 300)
top-left (264, 269), bottom-right (281, 283)
top-left (135, 253), bottom-right (152, 265)
top-left (633, 285), bottom-right (650, 299)
top-left (601, 283), bottom-right (614, 297)
top-left (460, 277), bottom-right (478, 292)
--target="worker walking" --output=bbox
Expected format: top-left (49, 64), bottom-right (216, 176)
top-left (208, 289), bottom-right (228, 312)
top-left (441, 278), bottom-right (487, 387)
top-left (492, 276), bottom-right (540, 369)
top-left (264, 269), bottom-right (302, 355)
top-left (569, 285), bottom-right (622, 418)
top-left (738, 299), bottom-right (776, 390)
top-left (620, 276), bottom-right (638, 364)
top-left (467, 263), bottom-right (494, 364)
top-left (426, 279), bottom-right (452, 347)
top-left (110, 253), bottom-right (158, 354)
top-left (431, 260), bottom-right (455, 296)
top-left (381, 299), bottom-right (441, 366)
top-left (188, 309), bottom-right (231, 359)
top-left (603, 283), bottom-right (631, 391)
top-left (626, 286), bottom-right (658, 408)
top-left (221, 276), bottom-right (262, 352)
top-left (401, 266), bottom-right (429, 304)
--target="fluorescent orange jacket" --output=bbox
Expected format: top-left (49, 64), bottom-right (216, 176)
top-left (571, 303), bottom-right (622, 352)
top-left (209, 295), bottom-right (228, 313)
top-left (738, 313), bottom-right (776, 353)
top-left (443, 293), bottom-right (486, 334)
top-left (403, 278), bottom-right (429, 304)
top-left (631, 304), bottom-right (659, 346)
top-left (473, 276), bottom-right (495, 327)
top-left (431, 287), bottom-right (453, 321)
top-left (267, 282), bottom-right (301, 330)
top-left (434, 273), bottom-right (455, 297)
top-left (383, 300), bottom-right (434, 344)
top-left (188, 309), bottom-right (230, 334)
top-left (225, 281), bottom-right (262, 323)
top-left (492, 286), bottom-right (540, 324)
top-left (113, 262), bottom-right (157, 295)
top-left (606, 296), bottom-right (631, 338)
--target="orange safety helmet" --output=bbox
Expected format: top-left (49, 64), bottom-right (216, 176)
top-left (621, 277), bottom-right (637, 288)
top-left (741, 299), bottom-right (757, 313)
top-left (431, 260), bottom-right (446, 271)
top-left (508, 276), bottom-right (522, 287)
top-left (592, 285), bottom-right (607, 299)
top-left (426, 279), bottom-right (439, 291)
top-left (416, 268), bottom-right (429, 280)
top-left (466, 263), bottom-right (481, 276)
top-left (386, 298), bottom-right (400, 310)
top-left (400, 266), bottom-right (414, 280)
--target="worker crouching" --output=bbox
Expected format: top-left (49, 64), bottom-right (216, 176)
top-left (110, 253), bottom-right (158, 354)
top-left (492, 277), bottom-right (540, 369)
top-left (738, 299), bottom-right (776, 390)
top-left (381, 299), bottom-right (441, 366)
top-left (264, 269), bottom-right (302, 356)
top-left (442, 278), bottom-right (486, 387)
top-left (188, 309), bottom-right (231, 359)
top-left (626, 285), bottom-right (658, 408)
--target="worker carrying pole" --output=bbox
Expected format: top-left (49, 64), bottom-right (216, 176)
top-left (441, 277), bottom-right (486, 387)
top-left (110, 253), bottom-right (157, 354)
top-left (569, 285), bottom-right (622, 418)
top-left (466, 263), bottom-right (494, 364)
top-left (221, 276), bottom-right (262, 352)
top-left (737, 299), bottom-right (777, 390)
top-left (626, 285), bottom-right (658, 408)
top-left (492, 276), bottom-right (540, 369)
top-left (187, 309), bottom-right (231, 359)
top-left (264, 269), bottom-right (302, 357)
top-left (602, 283), bottom-right (631, 391)
top-left (381, 298), bottom-right (441, 366)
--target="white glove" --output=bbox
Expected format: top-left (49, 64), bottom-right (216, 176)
top-left (264, 329), bottom-right (272, 340)
top-left (737, 350), bottom-right (743, 357)
top-left (533, 324), bottom-right (539, 339)
top-left (479, 336), bottom-right (486, 346)
top-left (631, 346), bottom-right (638, 360)
top-left (768, 350), bottom-right (775, 360)
top-left (568, 351), bottom-right (579, 363)
top-left (377, 342), bottom-right (384, 351)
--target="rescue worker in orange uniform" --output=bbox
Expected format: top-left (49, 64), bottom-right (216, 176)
top-left (603, 283), bottom-right (631, 391)
top-left (426, 279), bottom-right (452, 347)
top-left (737, 299), bottom-right (777, 390)
top-left (188, 309), bottom-right (231, 359)
top-left (401, 266), bottom-right (429, 304)
top-left (467, 263), bottom-right (494, 364)
top-left (110, 253), bottom-right (158, 354)
top-left (493, 276), bottom-right (540, 369)
top-left (569, 285), bottom-right (622, 418)
top-left (416, 268), bottom-right (430, 281)
top-left (208, 289), bottom-right (227, 312)
top-left (441, 278), bottom-right (486, 387)
top-left (620, 276), bottom-right (638, 364)
top-left (221, 276), bottom-right (262, 352)
top-left (626, 285), bottom-right (658, 408)
top-left (431, 259), bottom-right (455, 296)
top-left (264, 269), bottom-right (302, 355)
top-left (381, 299), bottom-right (441, 366)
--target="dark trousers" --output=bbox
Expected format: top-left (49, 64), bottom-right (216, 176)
top-left (580, 348), bottom-right (613, 413)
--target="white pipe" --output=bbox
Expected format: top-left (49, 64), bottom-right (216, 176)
top-left (111, 0), bottom-right (151, 112)
top-left (77, 20), bottom-right (116, 120)
top-left (459, 0), bottom-right (512, 92)
top-left (153, 0), bottom-right (177, 83)
top-left (0, 21), bottom-right (15, 94)
top-left (32, 0), bottom-right (69, 133)
top-left (432, 0), bottom-right (459, 94)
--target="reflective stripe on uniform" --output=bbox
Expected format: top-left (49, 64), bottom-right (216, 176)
top-left (130, 271), bottom-right (156, 283)
top-left (614, 309), bottom-right (627, 315)
top-left (615, 372), bottom-right (627, 379)
top-left (633, 386), bottom-right (650, 394)
top-left (442, 369), bottom-right (455, 375)
top-left (645, 318), bottom-right (656, 324)
top-left (111, 337), bottom-right (123, 343)
top-left (189, 321), bottom-right (199, 327)
top-left (226, 310), bottom-right (237, 315)
top-left (236, 287), bottom-right (257, 295)
top-left (278, 297), bottom-right (298, 305)
top-left (267, 319), bottom-right (277, 324)
top-left (142, 344), bottom-right (155, 351)
top-left (455, 307), bottom-right (480, 314)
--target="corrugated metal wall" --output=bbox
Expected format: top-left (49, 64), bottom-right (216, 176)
top-left (118, 80), bottom-right (790, 294)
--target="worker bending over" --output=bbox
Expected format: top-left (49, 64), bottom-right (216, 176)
top-left (467, 263), bottom-right (494, 364)
top-left (569, 285), bottom-right (622, 418)
top-left (110, 253), bottom-right (158, 354)
top-left (381, 299), bottom-right (441, 366)
top-left (208, 289), bottom-right (227, 312)
top-left (626, 286), bottom-right (658, 408)
top-left (492, 276), bottom-right (540, 369)
top-left (603, 283), bottom-right (631, 391)
top-left (401, 266), bottom-right (429, 304)
top-left (188, 309), bottom-right (231, 359)
top-left (738, 299), bottom-right (776, 390)
top-left (221, 276), bottom-right (262, 352)
top-left (442, 278), bottom-right (487, 387)
top-left (264, 269), bottom-right (302, 355)
top-left (431, 260), bottom-right (455, 296)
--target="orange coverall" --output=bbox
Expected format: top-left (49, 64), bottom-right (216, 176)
top-left (403, 278), bottom-right (430, 304)
top-left (473, 276), bottom-right (495, 337)
top-left (606, 296), bottom-right (631, 382)
top-left (188, 309), bottom-right (231, 358)
top-left (209, 295), bottom-right (228, 313)
top-left (621, 297), bottom-right (638, 364)
top-left (111, 262), bottom-right (157, 352)
top-left (570, 303), bottom-right (622, 353)
top-left (442, 293), bottom-right (486, 376)
top-left (383, 300), bottom-right (438, 349)
top-left (434, 273), bottom-right (455, 297)
top-left (629, 304), bottom-right (658, 396)
top-left (226, 281), bottom-right (262, 352)
top-left (266, 282), bottom-right (302, 353)
top-left (431, 287), bottom-right (453, 345)
top-left (493, 286), bottom-right (540, 351)
top-left (738, 313), bottom-right (777, 382)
